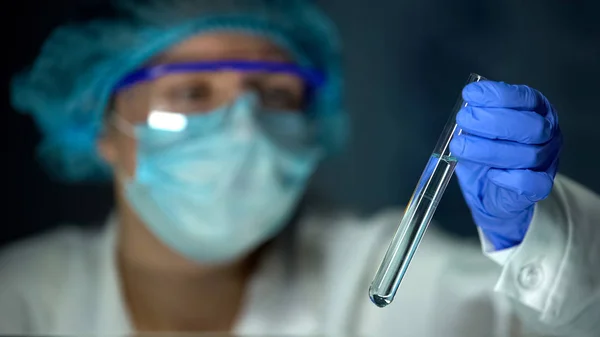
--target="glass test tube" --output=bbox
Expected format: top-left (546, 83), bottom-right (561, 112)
top-left (368, 73), bottom-right (486, 308)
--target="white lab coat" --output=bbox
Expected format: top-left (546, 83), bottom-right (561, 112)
top-left (1, 175), bottom-right (599, 337)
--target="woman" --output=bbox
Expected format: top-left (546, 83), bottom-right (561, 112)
top-left (2, 0), bottom-right (599, 336)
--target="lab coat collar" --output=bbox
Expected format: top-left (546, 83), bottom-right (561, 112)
top-left (95, 213), bottom-right (315, 334)
top-left (96, 213), bottom-right (133, 334)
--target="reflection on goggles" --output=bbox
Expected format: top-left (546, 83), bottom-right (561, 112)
top-left (148, 111), bottom-right (188, 132)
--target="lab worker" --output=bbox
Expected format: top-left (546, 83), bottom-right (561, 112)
top-left (1, 1), bottom-right (599, 336)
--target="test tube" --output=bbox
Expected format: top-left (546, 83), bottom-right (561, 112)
top-left (369, 73), bottom-right (486, 308)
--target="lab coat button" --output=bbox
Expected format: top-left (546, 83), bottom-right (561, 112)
top-left (518, 264), bottom-right (543, 290)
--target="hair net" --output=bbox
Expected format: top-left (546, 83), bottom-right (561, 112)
top-left (12, 0), bottom-right (346, 182)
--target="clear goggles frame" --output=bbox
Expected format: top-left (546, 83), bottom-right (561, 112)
top-left (111, 60), bottom-right (325, 135)
top-left (113, 60), bottom-right (324, 116)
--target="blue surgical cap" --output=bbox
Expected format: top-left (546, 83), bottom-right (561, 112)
top-left (11, 0), bottom-right (346, 183)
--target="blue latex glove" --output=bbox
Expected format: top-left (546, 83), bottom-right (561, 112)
top-left (449, 81), bottom-right (563, 250)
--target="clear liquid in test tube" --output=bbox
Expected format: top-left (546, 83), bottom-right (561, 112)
top-left (368, 73), bottom-right (486, 308)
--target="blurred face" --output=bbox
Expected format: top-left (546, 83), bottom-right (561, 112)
top-left (98, 32), bottom-right (305, 177)
top-left (98, 32), bottom-right (323, 264)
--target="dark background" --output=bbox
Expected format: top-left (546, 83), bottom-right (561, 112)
top-left (3, 0), bottom-right (599, 247)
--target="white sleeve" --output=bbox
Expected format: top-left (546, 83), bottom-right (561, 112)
top-left (0, 255), bottom-right (30, 334)
top-left (480, 174), bottom-right (600, 336)
top-left (0, 292), bottom-right (28, 335)
top-left (0, 226), bottom-right (82, 335)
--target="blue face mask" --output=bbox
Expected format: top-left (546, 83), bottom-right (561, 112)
top-left (121, 94), bottom-right (322, 263)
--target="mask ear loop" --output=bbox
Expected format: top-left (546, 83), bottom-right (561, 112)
top-left (105, 111), bottom-right (139, 181)
top-left (110, 111), bottom-right (137, 138)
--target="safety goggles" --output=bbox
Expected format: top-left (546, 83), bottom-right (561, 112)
top-left (113, 60), bottom-right (325, 119)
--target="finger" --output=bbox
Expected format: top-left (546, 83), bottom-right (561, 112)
top-left (487, 169), bottom-right (554, 202)
top-left (450, 134), bottom-right (556, 169)
top-left (463, 81), bottom-right (544, 112)
top-left (456, 105), bottom-right (553, 144)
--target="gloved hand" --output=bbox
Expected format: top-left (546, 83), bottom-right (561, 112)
top-left (449, 81), bottom-right (563, 250)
